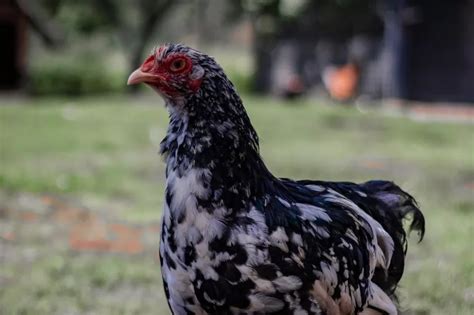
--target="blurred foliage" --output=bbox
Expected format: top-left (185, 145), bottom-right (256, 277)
top-left (228, 0), bottom-right (382, 92)
top-left (25, 0), bottom-right (384, 95)
top-left (28, 0), bottom-right (178, 94)
top-left (28, 53), bottom-right (124, 96)
top-left (227, 68), bottom-right (253, 94)
top-left (28, 65), bottom-right (121, 96)
top-left (26, 48), bottom-right (252, 95)
top-left (233, 0), bottom-right (381, 37)
top-left (53, 2), bottom-right (113, 35)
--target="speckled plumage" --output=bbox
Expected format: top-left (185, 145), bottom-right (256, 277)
top-left (130, 44), bottom-right (425, 315)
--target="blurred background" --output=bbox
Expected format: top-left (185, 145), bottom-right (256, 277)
top-left (0, 0), bottom-right (473, 314)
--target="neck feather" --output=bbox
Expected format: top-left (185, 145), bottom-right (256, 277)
top-left (160, 89), bottom-right (272, 216)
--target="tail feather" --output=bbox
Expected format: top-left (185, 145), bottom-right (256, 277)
top-left (362, 180), bottom-right (425, 243)
top-left (360, 180), bottom-right (425, 296)
top-left (297, 179), bottom-right (425, 298)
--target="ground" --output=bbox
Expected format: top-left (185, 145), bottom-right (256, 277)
top-left (0, 95), bottom-right (473, 315)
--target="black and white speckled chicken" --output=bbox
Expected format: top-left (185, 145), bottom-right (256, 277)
top-left (127, 44), bottom-right (425, 315)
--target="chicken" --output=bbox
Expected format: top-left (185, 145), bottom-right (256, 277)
top-left (127, 44), bottom-right (425, 315)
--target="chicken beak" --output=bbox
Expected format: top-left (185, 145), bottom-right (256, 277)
top-left (127, 68), bottom-right (160, 85)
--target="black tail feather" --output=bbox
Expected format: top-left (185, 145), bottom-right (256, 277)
top-left (360, 180), bottom-right (425, 296)
top-left (296, 179), bottom-right (425, 297)
top-left (362, 180), bottom-right (425, 243)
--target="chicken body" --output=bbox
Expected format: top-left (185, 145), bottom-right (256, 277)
top-left (128, 44), bottom-right (424, 315)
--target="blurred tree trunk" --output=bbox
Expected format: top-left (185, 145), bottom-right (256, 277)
top-left (194, 0), bottom-right (210, 45)
top-left (92, 0), bottom-right (176, 93)
top-left (252, 24), bottom-right (277, 93)
top-left (127, 0), bottom-right (175, 93)
top-left (248, 0), bottom-right (281, 93)
top-left (15, 0), bottom-right (64, 47)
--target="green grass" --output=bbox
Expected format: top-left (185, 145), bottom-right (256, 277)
top-left (0, 95), bottom-right (473, 314)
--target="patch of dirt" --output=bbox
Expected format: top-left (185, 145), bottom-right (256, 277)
top-left (0, 192), bottom-right (160, 256)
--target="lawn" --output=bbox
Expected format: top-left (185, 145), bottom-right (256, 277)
top-left (0, 95), bottom-right (473, 314)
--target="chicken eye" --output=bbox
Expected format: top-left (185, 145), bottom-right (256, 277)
top-left (169, 58), bottom-right (187, 72)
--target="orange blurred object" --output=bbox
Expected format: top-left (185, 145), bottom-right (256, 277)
top-left (322, 63), bottom-right (359, 101)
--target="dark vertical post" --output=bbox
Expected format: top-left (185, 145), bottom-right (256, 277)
top-left (381, 0), bottom-right (409, 99)
top-left (251, 15), bottom-right (277, 94)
